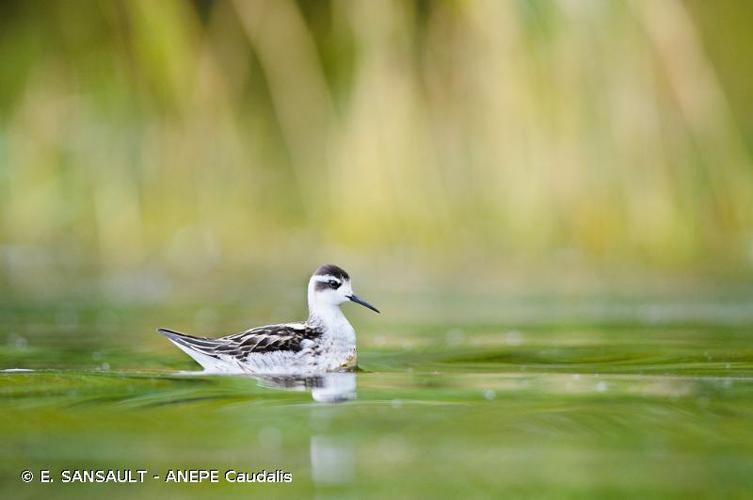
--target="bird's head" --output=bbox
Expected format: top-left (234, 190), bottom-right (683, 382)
top-left (307, 264), bottom-right (380, 314)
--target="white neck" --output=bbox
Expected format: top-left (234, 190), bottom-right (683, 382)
top-left (308, 303), bottom-right (344, 326)
top-left (307, 288), bottom-right (353, 334)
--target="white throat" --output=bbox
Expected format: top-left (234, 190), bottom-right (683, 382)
top-left (307, 281), bottom-right (355, 342)
top-left (308, 290), bottom-right (347, 328)
top-left (308, 300), bottom-right (341, 323)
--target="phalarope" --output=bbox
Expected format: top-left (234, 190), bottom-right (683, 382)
top-left (157, 264), bottom-right (379, 374)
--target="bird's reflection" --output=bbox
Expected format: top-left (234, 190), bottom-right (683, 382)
top-left (254, 372), bottom-right (356, 403)
top-left (310, 434), bottom-right (355, 484)
top-left (251, 373), bottom-right (358, 484)
top-left (174, 371), bottom-right (357, 481)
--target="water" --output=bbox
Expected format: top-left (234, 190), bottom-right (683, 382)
top-left (2, 299), bottom-right (753, 498)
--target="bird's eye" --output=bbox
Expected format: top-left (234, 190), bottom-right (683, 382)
top-left (328, 280), bottom-right (340, 289)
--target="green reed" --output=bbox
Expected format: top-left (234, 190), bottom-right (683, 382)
top-left (1, 0), bottom-right (752, 289)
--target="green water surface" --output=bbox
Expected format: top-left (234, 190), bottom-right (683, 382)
top-left (1, 298), bottom-right (753, 498)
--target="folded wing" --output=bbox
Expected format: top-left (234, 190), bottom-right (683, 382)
top-left (158, 323), bottom-right (321, 362)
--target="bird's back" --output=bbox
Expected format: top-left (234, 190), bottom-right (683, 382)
top-left (158, 322), bottom-right (323, 373)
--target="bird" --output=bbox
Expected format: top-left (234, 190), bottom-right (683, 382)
top-left (157, 264), bottom-right (379, 375)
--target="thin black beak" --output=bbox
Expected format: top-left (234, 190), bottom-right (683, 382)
top-left (348, 294), bottom-right (380, 314)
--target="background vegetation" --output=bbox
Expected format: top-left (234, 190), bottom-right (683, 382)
top-left (2, 0), bottom-right (753, 298)
top-left (3, 4), bottom-right (753, 497)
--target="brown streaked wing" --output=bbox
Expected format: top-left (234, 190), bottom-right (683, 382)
top-left (218, 323), bottom-right (322, 355)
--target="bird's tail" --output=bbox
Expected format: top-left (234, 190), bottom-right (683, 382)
top-left (157, 327), bottom-right (225, 371)
top-left (157, 327), bottom-right (202, 343)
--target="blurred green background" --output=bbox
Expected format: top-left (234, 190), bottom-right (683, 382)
top-left (4, 3), bottom-right (753, 498)
top-left (2, 0), bottom-right (753, 300)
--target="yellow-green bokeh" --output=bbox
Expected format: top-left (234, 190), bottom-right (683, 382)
top-left (1, 0), bottom-right (753, 291)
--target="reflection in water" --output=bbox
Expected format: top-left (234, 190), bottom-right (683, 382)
top-left (255, 372), bottom-right (356, 403)
top-left (310, 435), bottom-right (355, 485)
top-left (254, 373), bottom-right (358, 484)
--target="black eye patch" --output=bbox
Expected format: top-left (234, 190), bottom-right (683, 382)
top-left (314, 279), bottom-right (342, 291)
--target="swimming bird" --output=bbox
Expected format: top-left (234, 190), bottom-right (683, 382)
top-left (157, 264), bottom-right (379, 374)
